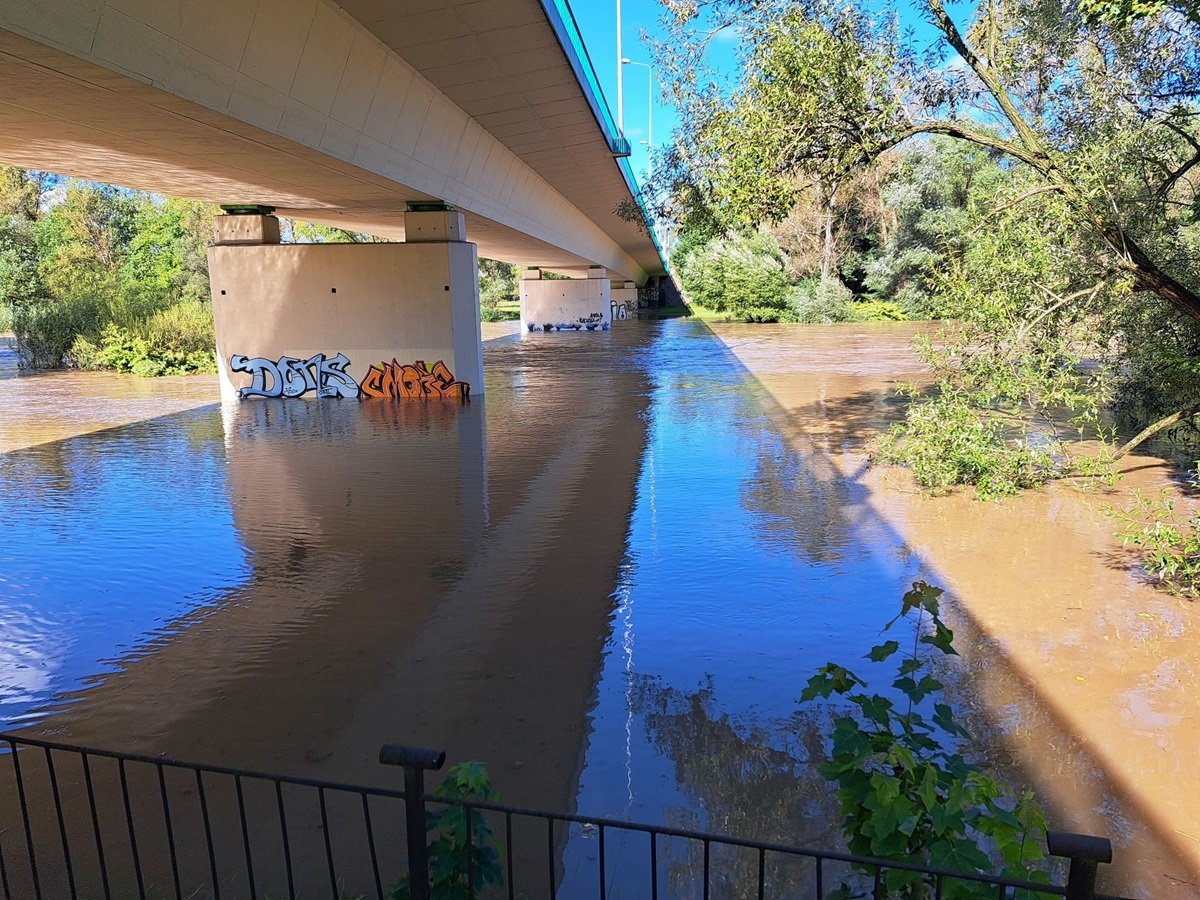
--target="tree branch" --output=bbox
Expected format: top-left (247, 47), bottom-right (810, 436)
top-left (1113, 402), bottom-right (1200, 460)
top-left (1156, 147), bottom-right (1200, 200)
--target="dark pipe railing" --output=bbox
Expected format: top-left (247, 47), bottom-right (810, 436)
top-left (0, 732), bottom-right (1128, 899)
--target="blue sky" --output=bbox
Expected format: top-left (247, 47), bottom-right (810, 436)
top-left (568, 0), bottom-right (708, 183)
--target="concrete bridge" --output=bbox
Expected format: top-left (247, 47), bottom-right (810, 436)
top-left (0, 0), bottom-right (664, 397)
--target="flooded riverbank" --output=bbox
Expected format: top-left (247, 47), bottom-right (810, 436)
top-left (0, 321), bottom-right (1195, 897)
top-left (713, 322), bottom-right (1200, 897)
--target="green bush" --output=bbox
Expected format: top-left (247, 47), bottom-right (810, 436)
top-left (1109, 488), bottom-right (1200, 597)
top-left (790, 278), bottom-right (853, 323)
top-left (72, 322), bottom-right (214, 376)
top-left (0, 302), bottom-right (11, 333)
top-left (143, 297), bottom-right (215, 353)
top-left (872, 390), bottom-right (1055, 499)
top-left (676, 230), bottom-right (793, 315)
top-left (12, 294), bottom-right (104, 369)
top-left (848, 300), bottom-right (907, 322)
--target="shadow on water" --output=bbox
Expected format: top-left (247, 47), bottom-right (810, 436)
top-left (561, 319), bottom-right (1189, 899)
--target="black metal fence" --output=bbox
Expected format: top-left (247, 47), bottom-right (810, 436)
top-left (0, 732), bottom-right (1126, 900)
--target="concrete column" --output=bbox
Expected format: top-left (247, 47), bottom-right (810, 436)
top-left (610, 280), bottom-right (637, 324)
top-left (520, 267), bottom-right (612, 333)
top-left (208, 209), bottom-right (483, 402)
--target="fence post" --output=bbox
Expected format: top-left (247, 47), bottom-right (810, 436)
top-left (1047, 831), bottom-right (1113, 900)
top-left (379, 744), bottom-right (447, 900)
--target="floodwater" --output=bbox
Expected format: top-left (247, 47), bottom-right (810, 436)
top-left (0, 322), bottom-right (1197, 898)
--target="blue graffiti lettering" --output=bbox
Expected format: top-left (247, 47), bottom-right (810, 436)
top-left (230, 353), bottom-right (360, 400)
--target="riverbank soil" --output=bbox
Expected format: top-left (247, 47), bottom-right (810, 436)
top-left (712, 321), bottom-right (1200, 899)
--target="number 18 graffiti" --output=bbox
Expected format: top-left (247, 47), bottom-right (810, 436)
top-left (230, 353), bottom-right (360, 399)
top-left (610, 301), bottom-right (628, 321)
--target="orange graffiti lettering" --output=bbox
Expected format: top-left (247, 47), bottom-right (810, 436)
top-left (358, 359), bottom-right (470, 401)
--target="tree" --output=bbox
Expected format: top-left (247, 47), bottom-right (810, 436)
top-left (5, 170), bottom-right (218, 373)
top-left (654, 0), bottom-right (1200, 319)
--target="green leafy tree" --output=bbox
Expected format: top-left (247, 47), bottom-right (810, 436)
top-left (5, 170), bottom-right (217, 373)
top-left (863, 140), bottom-right (1004, 319)
top-left (655, 0), bottom-right (1200, 318)
top-left (478, 258), bottom-right (520, 321)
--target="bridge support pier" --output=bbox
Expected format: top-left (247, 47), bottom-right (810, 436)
top-left (519, 267), bottom-right (612, 333)
top-left (208, 209), bottom-right (483, 402)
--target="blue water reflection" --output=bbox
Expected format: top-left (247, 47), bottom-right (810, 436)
top-left (561, 321), bottom-right (926, 894)
top-left (0, 408), bottom-right (249, 726)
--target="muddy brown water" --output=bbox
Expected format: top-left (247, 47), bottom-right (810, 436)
top-left (0, 322), bottom-right (1197, 898)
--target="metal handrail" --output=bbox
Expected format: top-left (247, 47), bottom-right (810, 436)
top-left (0, 732), bottom-right (1127, 900)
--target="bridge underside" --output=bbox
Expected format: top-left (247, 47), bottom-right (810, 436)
top-left (0, 21), bottom-right (653, 278)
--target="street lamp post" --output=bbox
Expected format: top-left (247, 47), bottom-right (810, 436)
top-left (616, 0), bottom-right (624, 133)
top-left (620, 58), bottom-right (653, 177)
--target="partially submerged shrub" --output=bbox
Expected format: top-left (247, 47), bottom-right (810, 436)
top-left (791, 278), bottom-right (853, 324)
top-left (848, 299), bottom-right (907, 322)
top-left (872, 389), bottom-right (1057, 499)
top-left (12, 294), bottom-right (104, 368)
top-left (72, 322), bottom-right (214, 376)
top-left (742, 305), bottom-right (799, 323)
top-left (1109, 488), bottom-right (1200, 597)
top-left (803, 581), bottom-right (1051, 896)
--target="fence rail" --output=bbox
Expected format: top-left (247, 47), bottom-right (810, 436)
top-left (0, 732), bottom-right (1126, 900)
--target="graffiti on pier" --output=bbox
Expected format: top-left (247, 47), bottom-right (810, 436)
top-left (231, 353), bottom-right (360, 399)
top-left (527, 312), bottom-right (610, 333)
top-left (359, 359), bottom-right (471, 400)
top-left (610, 300), bottom-right (629, 321)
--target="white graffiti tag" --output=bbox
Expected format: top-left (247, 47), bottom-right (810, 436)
top-left (230, 353), bottom-right (359, 399)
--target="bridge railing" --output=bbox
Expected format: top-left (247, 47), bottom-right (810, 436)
top-left (0, 732), bottom-right (1126, 900)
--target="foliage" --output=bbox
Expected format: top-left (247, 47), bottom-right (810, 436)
top-left (287, 220), bottom-right (384, 243)
top-left (676, 230), bottom-right (793, 315)
top-left (871, 176), bottom-right (1128, 498)
top-left (655, 0), bottom-right (1200, 317)
top-left (12, 294), bottom-right (104, 369)
top-left (861, 140), bottom-right (1003, 319)
top-left (802, 581), bottom-right (1050, 897)
top-left (71, 323), bottom-right (215, 376)
top-left (142, 297), bottom-right (216, 355)
top-left (847, 300), bottom-right (907, 323)
top-left (650, 0), bottom-right (1200, 495)
top-left (389, 762), bottom-right (504, 900)
top-left (1, 171), bottom-right (220, 373)
top-left (873, 387), bottom-right (1058, 499)
top-left (479, 258), bottom-right (521, 321)
top-left (1109, 488), bottom-right (1200, 597)
top-left (790, 277), bottom-right (852, 324)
